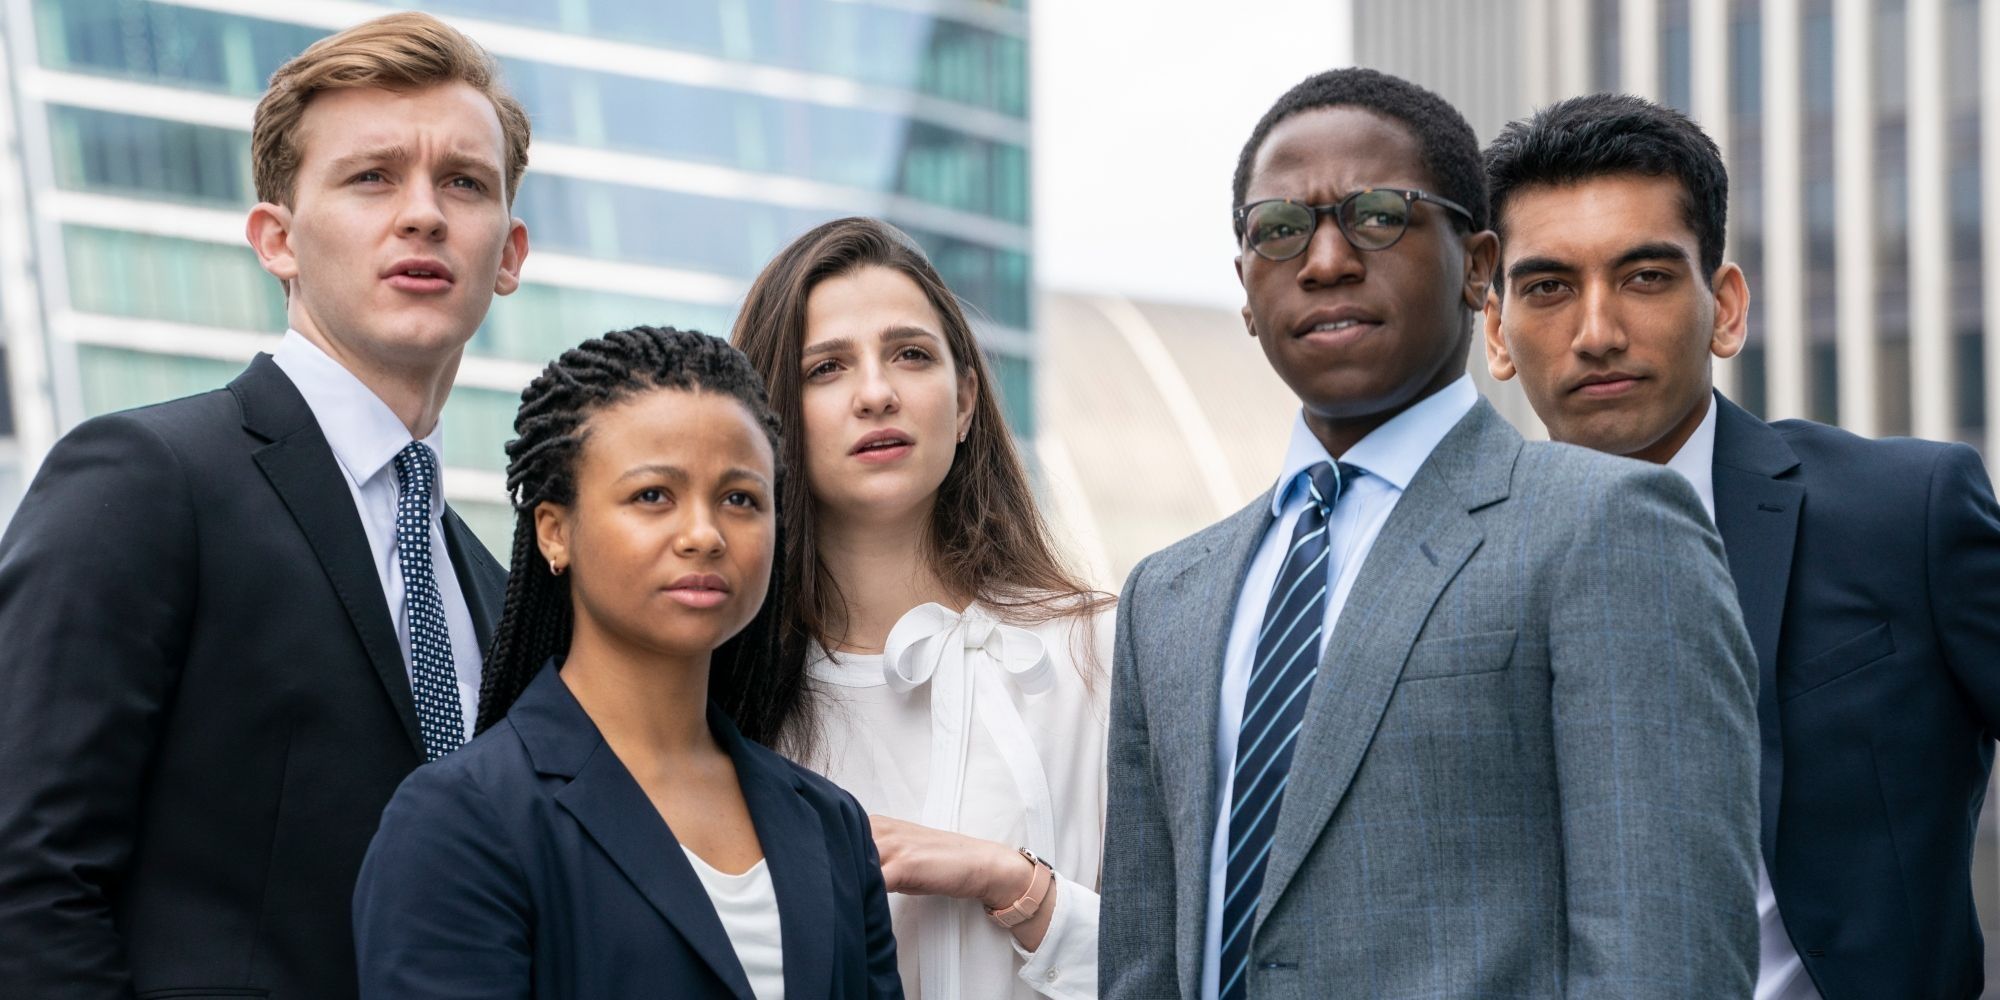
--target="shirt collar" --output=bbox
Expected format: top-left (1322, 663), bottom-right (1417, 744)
top-left (270, 329), bottom-right (445, 497)
top-left (1662, 391), bottom-right (1720, 522)
top-left (1268, 375), bottom-right (1479, 516)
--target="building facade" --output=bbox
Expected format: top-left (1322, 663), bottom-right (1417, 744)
top-left (1354, 0), bottom-right (1999, 461)
top-left (0, 0), bottom-right (1033, 546)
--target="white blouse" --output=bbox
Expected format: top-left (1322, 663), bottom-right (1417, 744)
top-left (806, 600), bottom-right (1114, 1000)
top-left (681, 846), bottom-right (786, 1000)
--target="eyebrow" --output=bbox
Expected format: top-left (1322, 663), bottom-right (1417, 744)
top-left (325, 144), bottom-right (502, 183)
top-left (1506, 241), bottom-right (1694, 285)
top-left (615, 463), bottom-right (688, 484)
top-left (801, 325), bottom-right (941, 360)
top-left (616, 463), bottom-right (771, 491)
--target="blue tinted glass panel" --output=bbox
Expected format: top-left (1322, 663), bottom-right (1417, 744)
top-left (36, 0), bottom-right (322, 97)
top-left (76, 345), bottom-right (244, 415)
top-left (48, 105), bottom-right (251, 206)
top-left (64, 226), bottom-right (286, 331)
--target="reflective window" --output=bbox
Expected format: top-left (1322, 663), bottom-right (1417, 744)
top-left (453, 498), bottom-right (518, 557)
top-left (438, 386), bottom-right (523, 472)
top-left (504, 59), bottom-right (1028, 222)
top-left (985, 348), bottom-right (1033, 441)
top-left (39, 1), bottom-right (1028, 224)
top-left (515, 175), bottom-right (1029, 329)
top-left (49, 105), bottom-right (250, 206)
top-left (416, 0), bottom-right (1028, 116)
top-left (36, 0), bottom-right (322, 97)
top-left (76, 345), bottom-right (243, 416)
top-left (477, 285), bottom-right (739, 362)
top-left (65, 226), bottom-right (286, 331)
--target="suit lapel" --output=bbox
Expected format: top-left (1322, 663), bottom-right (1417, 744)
top-left (441, 506), bottom-right (505, 661)
top-left (1710, 393), bottom-right (1803, 867)
top-left (721, 707), bottom-right (834, 1000)
top-left (1258, 402), bottom-right (1509, 916)
top-left (547, 715), bottom-right (758, 998)
top-left (235, 355), bottom-right (424, 757)
top-left (1148, 493), bottom-right (1275, 994)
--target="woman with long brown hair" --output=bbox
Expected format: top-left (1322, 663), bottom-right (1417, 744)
top-left (731, 218), bottom-right (1111, 999)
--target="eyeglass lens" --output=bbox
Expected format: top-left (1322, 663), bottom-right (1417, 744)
top-left (1244, 190), bottom-right (1412, 259)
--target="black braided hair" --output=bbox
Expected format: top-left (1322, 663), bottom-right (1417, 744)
top-left (474, 326), bottom-right (806, 752)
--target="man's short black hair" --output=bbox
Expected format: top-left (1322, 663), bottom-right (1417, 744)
top-left (1484, 93), bottom-right (1729, 280)
top-left (1231, 67), bottom-right (1490, 235)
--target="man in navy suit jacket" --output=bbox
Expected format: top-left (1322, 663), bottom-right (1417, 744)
top-left (1483, 92), bottom-right (2000, 999)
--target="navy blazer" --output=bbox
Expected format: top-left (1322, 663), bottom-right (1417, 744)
top-left (353, 662), bottom-right (903, 999)
top-left (1713, 393), bottom-right (2000, 999)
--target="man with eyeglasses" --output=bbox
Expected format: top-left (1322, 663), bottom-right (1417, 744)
top-left (1100, 69), bottom-right (1761, 999)
top-left (1484, 93), bottom-right (2000, 1000)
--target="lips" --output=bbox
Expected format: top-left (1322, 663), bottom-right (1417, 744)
top-left (383, 258), bottom-right (455, 294)
top-left (1291, 304), bottom-right (1384, 340)
top-left (664, 573), bottom-right (730, 609)
top-left (849, 429), bottom-right (913, 457)
top-left (1570, 372), bottom-right (1645, 398)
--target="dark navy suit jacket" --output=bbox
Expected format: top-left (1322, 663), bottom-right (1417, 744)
top-left (1713, 393), bottom-right (2000, 999)
top-left (353, 662), bottom-right (903, 999)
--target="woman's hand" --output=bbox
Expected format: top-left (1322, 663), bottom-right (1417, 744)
top-left (867, 815), bottom-right (1057, 950)
top-left (868, 815), bottom-right (1024, 906)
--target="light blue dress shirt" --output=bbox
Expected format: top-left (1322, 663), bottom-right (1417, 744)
top-left (1199, 376), bottom-right (1478, 999)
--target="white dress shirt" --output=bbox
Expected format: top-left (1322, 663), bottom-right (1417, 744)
top-left (271, 330), bottom-right (483, 740)
top-left (1663, 396), bottom-right (1823, 1000)
top-left (1199, 376), bottom-right (1478, 999)
top-left (807, 600), bottom-right (1112, 1000)
top-left (682, 846), bottom-right (786, 1000)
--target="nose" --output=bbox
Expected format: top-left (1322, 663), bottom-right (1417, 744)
top-left (395, 179), bottom-right (447, 240)
top-left (1294, 209), bottom-right (1365, 289)
top-left (676, 504), bottom-right (726, 559)
top-left (852, 359), bottom-right (900, 417)
top-left (1572, 283), bottom-right (1628, 359)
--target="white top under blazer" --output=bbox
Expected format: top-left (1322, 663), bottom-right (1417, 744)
top-left (681, 845), bottom-right (786, 1000)
top-left (806, 599), bottom-right (1113, 1000)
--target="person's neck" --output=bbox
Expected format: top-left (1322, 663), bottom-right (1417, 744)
top-left (815, 502), bottom-right (958, 654)
top-left (1627, 389), bottom-right (1713, 466)
top-left (558, 625), bottom-right (717, 760)
top-left (1303, 368), bottom-right (1457, 459)
top-left (291, 313), bottom-right (463, 440)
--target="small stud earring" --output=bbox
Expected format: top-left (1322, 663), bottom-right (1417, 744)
top-left (549, 560), bottom-right (565, 576)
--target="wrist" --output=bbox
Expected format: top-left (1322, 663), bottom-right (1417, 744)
top-left (980, 843), bottom-right (1033, 910)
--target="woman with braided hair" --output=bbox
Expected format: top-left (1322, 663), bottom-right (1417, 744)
top-left (732, 219), bottom-right (1113, 1000)
top-left (353, 326), bottom-right (903, 999)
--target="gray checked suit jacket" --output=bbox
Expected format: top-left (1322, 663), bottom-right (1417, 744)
top-left (1100, 399), bottom-right (1761, 999)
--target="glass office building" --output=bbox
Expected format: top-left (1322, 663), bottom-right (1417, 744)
top-left (0, 0), bottom-right (1033, 544)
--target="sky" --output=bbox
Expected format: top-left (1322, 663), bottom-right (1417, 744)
top-left (1030, 1), bottom-right (1354, 310)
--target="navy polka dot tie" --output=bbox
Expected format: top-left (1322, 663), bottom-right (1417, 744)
top-left (393, 442), bottom-right (464, 761)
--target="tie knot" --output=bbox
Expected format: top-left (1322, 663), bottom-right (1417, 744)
top-left (393, 442), bottom-right (438, 502)
top-left (1303, 460), bottom-right (1363, 512)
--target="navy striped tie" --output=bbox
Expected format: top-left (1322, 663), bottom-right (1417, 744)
top-left (1219, 460), bottom-right (1360, 1000)
top-left (393, 442), bottom-right (464, 762)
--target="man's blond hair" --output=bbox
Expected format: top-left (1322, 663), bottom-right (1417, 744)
top-left (252, 12), bottom-right (530, 208)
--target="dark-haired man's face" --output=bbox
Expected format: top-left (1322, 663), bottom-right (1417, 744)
top-left (1483, 173), bottom-right (1747, 463)
top-left (1235, 106), bottom-right (1495, 453)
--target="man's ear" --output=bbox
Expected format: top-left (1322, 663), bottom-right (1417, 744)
top-left (1462, 230), bottom-right (1500, 311)
top-left (1482, 287), bottom-right (1517, 381)
top-left (495, 218), bottom-right (530, 297)
top-left (1709, 262), bottom-right (1749, 360)
top-left (246, 202), bottom-right (299, 289)
top-left (535, 501), bottom-right (571, 576)
top-left (1235, 253), bottom-right (1255, 337)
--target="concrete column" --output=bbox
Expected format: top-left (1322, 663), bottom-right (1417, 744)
top-left (1907, 0), bottom-right (1954, 440)
top-left (1621, 0), bottom-right (1661, 99)
top-left (1691, 0), bottom-right (1736, 398)
top-left (1984, 0), bottom-right (2000, 456)
top-left (1834, 0), bottom-right (1879, 435)
top-left (1763, 0), bottom-right (1810, 419)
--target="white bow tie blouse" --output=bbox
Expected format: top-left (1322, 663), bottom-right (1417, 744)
top-left (806, 600), bottom-right (1113, 1000)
